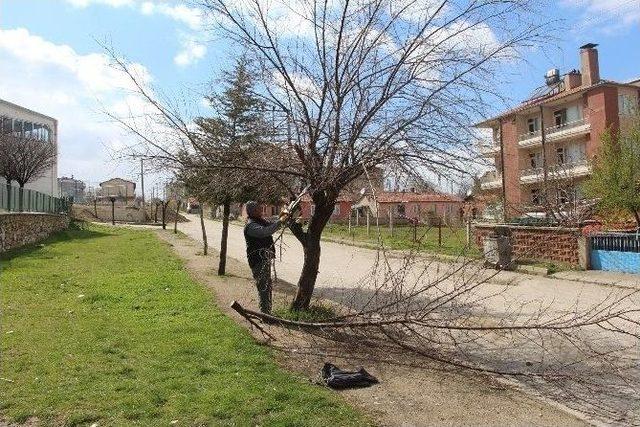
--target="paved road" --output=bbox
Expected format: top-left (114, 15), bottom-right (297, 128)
top-left (179, 215), bottom-right (640, 425)
top-left (180, 214), bottom-right (639, 312)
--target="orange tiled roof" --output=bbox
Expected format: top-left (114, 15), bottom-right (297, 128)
top-left (367, 191), bottom-right (462, 203)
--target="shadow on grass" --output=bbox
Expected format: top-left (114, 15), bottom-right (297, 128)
top-left (0, 220), bottom-right (112, 261)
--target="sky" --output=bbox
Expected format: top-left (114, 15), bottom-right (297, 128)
top-left (0, 0), bottom-right (639, 197)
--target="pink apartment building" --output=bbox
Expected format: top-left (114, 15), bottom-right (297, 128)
top-left (476, 43), bottom-right (640, 219)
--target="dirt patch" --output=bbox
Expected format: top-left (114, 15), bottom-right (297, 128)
top-left (156, 229), bottom-right (588, 427)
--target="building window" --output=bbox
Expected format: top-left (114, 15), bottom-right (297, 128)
top-left (531, 188), bottom-right (541, 205)
top-left (618, 94), bottom-right (636, 116)
top-left (1, 117), bottom-right (11, 133)
top-left (529, 151), bottom-right (542, 168)
top-left (396, 204), bottom-right (406, 216)
top-left (527, 117), bottom-right (539, 134)
top-left (556, 147), bottom-right (565, 165)
top-left (310, 204), bottom-right (315, 216)
top-left (553, 109), bottom-right (567, 127)
top-left (333, 204), bottom-right (340, 216)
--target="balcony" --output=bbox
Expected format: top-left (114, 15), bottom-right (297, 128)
top-left (518, 118), bottom-right (591, 148)
top-left (480, 170), bottom-right (502, 190)
top-left (478, 141), bottom-right (501, 157)
top-left (519, 159), bottom-right (592, 184)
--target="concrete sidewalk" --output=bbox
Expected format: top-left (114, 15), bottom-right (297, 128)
top-left (551, 270), bottom-right (640, 290)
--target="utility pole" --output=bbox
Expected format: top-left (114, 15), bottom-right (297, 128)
top-left (140, 158), bottom-right (145, 206)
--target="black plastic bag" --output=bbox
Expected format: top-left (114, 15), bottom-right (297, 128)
top-left (321, 362), bottom-right (379, 389)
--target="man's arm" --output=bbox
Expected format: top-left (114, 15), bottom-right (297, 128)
top-left (245, 220), bottom-right (281, 238)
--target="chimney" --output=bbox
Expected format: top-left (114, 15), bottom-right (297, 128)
top-left (564, 69), bottom-right (581, 90)
top-left (580, 43), bottom-right (600, 87)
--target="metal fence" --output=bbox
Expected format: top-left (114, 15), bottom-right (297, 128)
top-left (0, 185), bottom-right (71, 214)
top-left (591, 232), bottom-right (640, 253)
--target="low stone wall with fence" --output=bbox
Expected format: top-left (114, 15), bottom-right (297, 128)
top-left (0, 213), bottom-right (70, 253)
top-left (474, 223), bottom-right (583, 266)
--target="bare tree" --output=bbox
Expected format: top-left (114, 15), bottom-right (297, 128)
top-left (0, 130), bottom-right (57, 210)
top-left (196, 0), bottom-right (547, 309)
top-left (105, 0), bottom-right (546, 309)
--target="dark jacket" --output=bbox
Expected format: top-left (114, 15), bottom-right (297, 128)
top-left (244, 217), bottom-right (280, 269)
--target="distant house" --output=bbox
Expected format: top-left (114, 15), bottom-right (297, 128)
top-left (352, 191), bottom-right (464, 225)
top-left (298, 193), bottom-right (353, 222)
top-left (98, 178), bottom-right (136, 201)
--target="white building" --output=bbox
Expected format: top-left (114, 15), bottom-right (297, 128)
top-left (0, 98), bottom-right (59, 196)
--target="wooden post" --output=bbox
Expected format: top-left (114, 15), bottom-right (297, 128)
top-left (110, 197), bottom-right (116, 225)
top-left (356, 208), bottom-right (360, 226)
top-left (389, 207), bottom-right (394, 237)
top-left (348, 213), bottom-right (352, 235)
top-left (438, 219), bottom-right (442, 247)
top-left (466, 219), bottom-right (472, 247)
top-left (173, 199), bottom-right (180, 234)
top-left (162, 201), bottom-right (167, 230)
top-left (413, 220), bottom-right (417, 242)
top-left (366, 209), bottom-right (370, 238)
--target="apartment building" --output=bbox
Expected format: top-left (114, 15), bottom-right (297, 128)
top-left (476, 43), bottom-right (640, 218)
top-left (58, 176), bottom-right (86, 203)
top-left (0, 98), bottom-right (58, 196)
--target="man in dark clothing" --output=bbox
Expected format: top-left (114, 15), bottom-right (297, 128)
top-left (244, 201), bottom-right (301, 313)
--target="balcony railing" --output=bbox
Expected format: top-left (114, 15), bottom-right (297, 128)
top-left (518, 118), bottom-right (590, 146)
top-left (519, 159), bottom-right (591, 183)
top-left (480, 170), bottom-right (502, 189)
top-left (478, 141), bottom-right (501, 156)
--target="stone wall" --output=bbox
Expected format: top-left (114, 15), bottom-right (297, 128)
top-left (0, 213), bottom-right (70, 253)
top-left (474, 223), bottom-right (581, 266)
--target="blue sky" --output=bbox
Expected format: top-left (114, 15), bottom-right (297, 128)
top-left (1, 0), bottom-right (639, 195)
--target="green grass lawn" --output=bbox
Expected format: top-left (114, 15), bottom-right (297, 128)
top-left (323, 224), bottom-right (481, 257)
top-left (0, 223), bottom-right (369, 426)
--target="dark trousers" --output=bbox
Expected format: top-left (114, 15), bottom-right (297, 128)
top-left (251, 260), bottom-right (272, 313)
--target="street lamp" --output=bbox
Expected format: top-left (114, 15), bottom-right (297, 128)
top-left (109, 196), bottom-right (116, 225)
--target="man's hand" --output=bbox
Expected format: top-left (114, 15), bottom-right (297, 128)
top-left (278, 208), bottom-right (291, 222)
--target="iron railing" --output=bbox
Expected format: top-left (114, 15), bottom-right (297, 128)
top-left (0, 185), bottom-right (71, 214)
top-left (591, 232), bottom-right (640, 253)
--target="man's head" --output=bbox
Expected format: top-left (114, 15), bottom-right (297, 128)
top-left (245, 201), bottom-right (261, 219)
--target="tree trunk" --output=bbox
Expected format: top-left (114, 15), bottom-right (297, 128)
top-left (174, 200), bottom-right (180, 234)
top-left (200, 206), bottom-right (208, 256)
top-left (218, 201), bottom-right (231, 276)
top-left (161, 202), bottom-right (167, 230)
top-left (291, 197), bottom-right (334, 311)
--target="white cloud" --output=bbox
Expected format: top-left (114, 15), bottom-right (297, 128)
top-left (173, 37), bottom-right (207, 66)
top-left (0, 28), bottom-right (154, 185)
top-left (139, 2), bottom-right (205, 31)
top-left (563, 0), bottom-right (640, 31)
top-left (65, 0), bottom-right (210, 67)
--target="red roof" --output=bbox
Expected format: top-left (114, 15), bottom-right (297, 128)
top-left (367, 191), bottom-right (462, 203)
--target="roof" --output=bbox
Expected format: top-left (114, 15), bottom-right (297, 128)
top-left (364, 191), bottom-right (462, 203)
top-left (475, 79), bottom-right (640, 128)
top-left (99, 177), bottom-right (136, 187)
top-left (0, 98), bottom-right (57, 123)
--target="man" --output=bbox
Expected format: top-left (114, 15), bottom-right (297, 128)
top-left (243, 201), bottom-right (300, 313)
